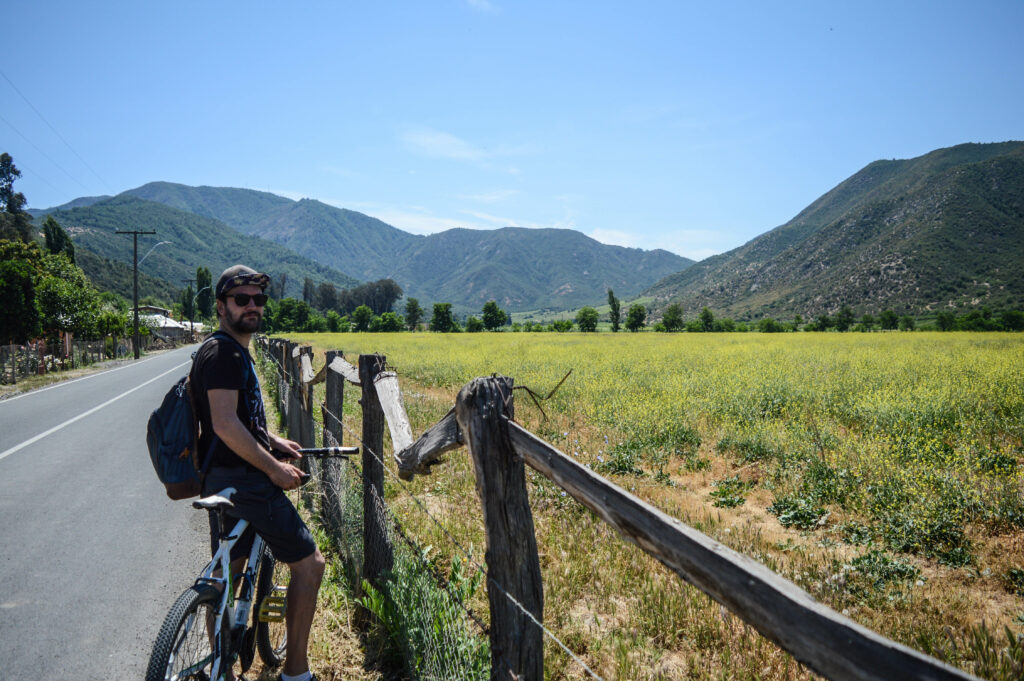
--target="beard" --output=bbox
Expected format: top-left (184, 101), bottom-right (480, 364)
top-left (224, 306), bottom-right (262, 334)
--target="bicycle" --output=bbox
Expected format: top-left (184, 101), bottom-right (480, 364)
top-left (145, 446), bottom-right (357, 681)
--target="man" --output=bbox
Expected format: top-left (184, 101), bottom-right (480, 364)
top-left (192, 264), bottom-right (324, 681)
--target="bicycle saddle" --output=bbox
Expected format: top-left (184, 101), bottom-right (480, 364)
top-left (191, 487), bottom-right (238, 510)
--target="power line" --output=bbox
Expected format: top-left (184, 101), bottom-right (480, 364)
top-left (12, 160), bottom-right (63, 198)
top-left (0, 111), bottom-right (92, 193)
top-left (0, 69), bottom-right (114, 193)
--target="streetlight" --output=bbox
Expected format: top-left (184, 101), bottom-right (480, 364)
top-left (139, 240), bottom-right (172, 267)
top-left (189, 285), bottom-right (211, 342)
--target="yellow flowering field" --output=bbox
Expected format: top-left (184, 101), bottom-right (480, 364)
top-left (282, 331), bottom-right (1024, 680)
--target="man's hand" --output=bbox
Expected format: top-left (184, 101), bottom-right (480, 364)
top-left (269, 461), bottom-right (306, 490)
top-left (270, 433), bottom-right (302, 460)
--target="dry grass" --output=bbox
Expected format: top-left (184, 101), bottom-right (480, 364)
top-left (266, 332), bottom-right (1024, 681)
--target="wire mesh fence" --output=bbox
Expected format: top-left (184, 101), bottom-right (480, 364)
top-left (258, 339), bottom-right (495, 681)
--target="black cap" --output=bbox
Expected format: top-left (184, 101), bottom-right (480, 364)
top-left (216, 265), bottom-right (270, 298)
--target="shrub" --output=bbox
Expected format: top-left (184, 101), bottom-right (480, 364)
top-left (769, 495), bottom-right (830, 529)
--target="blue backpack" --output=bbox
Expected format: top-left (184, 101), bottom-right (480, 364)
top-left (146, 333), bottom-right (251, 499)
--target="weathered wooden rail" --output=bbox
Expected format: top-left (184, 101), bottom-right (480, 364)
top-left (258, 336), bottom-right (980, 681)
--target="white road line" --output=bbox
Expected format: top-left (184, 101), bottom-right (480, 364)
top-left (0, 360), bottom-right (191, 463)
top-left (0, 351), bottom-right (181, 404)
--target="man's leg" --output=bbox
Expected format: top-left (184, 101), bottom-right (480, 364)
top-left (283, 547), bottom-right (325, 676)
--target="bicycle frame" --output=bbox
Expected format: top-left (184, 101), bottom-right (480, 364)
top-left (194, 509), bottom-right (266, 681)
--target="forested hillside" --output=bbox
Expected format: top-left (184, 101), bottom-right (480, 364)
top-left (100, 182), bottom-right (692, 311)
top-left (41, 196), bottom-right (361, 301)
top-left (646, 142), bottom-right (1024, 319)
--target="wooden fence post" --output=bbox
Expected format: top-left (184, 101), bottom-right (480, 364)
top-left (276, 339), bottom-right (287, 414)
top-left (359, 353), bottom-right (393, 601)
top-left (321, 350), bottom-right (346, 536)
top-left (299, 345), bottom-right (315, 449)
top-left (456, 376), bottom-right (543, 681)
top-left (287, 342), bottom-right (301, 445)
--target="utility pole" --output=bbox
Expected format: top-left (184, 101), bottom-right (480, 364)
top-left (115, 229), bottom-right (157, 359)
top-left (182, 277), bottom-right (196, 342)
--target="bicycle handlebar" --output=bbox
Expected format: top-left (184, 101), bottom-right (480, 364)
top-left (271, 446), bottom-right (358, 460)
top-left (272, 446), bottom-right (358, 487)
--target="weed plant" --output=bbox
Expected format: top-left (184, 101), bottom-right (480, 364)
top-left (274, 332), bottom-right (1024, 681)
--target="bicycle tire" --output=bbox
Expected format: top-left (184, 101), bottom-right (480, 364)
top-left (254, 545), bottom-right (289, 666)
top-left (145, 584), bottom-right (220, 681)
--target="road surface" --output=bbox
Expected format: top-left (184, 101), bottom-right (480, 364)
top-left (0, 345), bottom-right (212, 679)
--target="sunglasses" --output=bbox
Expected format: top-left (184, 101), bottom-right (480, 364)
top-left (223, 293), bottom-right (268, 307)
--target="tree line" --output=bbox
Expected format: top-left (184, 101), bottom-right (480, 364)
top-left (260, 281), bottom-right (1024, 335)
top-left (1, 153), bottom-right (127, 347)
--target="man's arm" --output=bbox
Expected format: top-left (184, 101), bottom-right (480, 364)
top-left (209, 388), bottom-right (304, 489)
top-left (268, 431), bottom-right (302, 459)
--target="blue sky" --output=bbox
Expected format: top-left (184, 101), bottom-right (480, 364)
top-left (3, 1), bottom-right (1022, 260)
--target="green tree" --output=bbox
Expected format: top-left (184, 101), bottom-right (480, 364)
top-left (792, 314), bottom-right (804, 330)
top-left (860, 313), bottom-right (876, 331)
top-left (0, 153), bottom-right (33, 242)
top-left (662, 303), bottom-right (684, 331)
top-left (935, 310), bottom-right (956, 331)
top-left (879, 309), bottom-right (899, 330)
top-left (317, 282), bottom-right (338, 312)
top-left (179, 284), bottom-right (195, 321)
top-left (834, 305), bottom-right (855, 332)
top-left (405, 298), bottom-right (424, 331)
top-left (36, 254), bottom-right (101, 339)
top-left (481, 300), bottom-right (507, 331)
top-left (326, 309), bottom-right (343, 332)
top-left (625, 303), bottom-right (647, 332)
top-left (607, 289), bottom-right (621, 332)
top-left (430, 303), bottom-right (456, 332)
top-left (303, 312), bottom-right (328, 333)
top-left (465, 316), bottom-right (484, 332)
top-left (42, 215), bottom-right (75, 263)
top-left (898, 315), bottom-right (916, 331)
top-left (758, 317), bottom-right (785, 332)
top-left (351, 304), bottom-right (374, 332)
top-left (302, 277), bottom-right (315, 305)
top-left (274, 298), bottom-right (312, 332)
top-left (699, 306), bottom-right (715, 332)
top-left (196, 267), bottom-right (214, 318)
top-left (379, 311), bottom-right (404, 332)
top-left (575, 306), bottom-right (599, 332)
top-left (0, 241), bottom-right (42, 342)
top-left (1000, 310), bottom-right (1024, 331)
top-left (96, 308), bottom-right (129, 352)
top-left (813, 314), bottom-right (833, 331)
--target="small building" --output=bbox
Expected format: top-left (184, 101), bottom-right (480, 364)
top-left (140, 313), bottom-right (190, 341)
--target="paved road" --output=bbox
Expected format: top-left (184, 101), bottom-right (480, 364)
top-left (0, 346), bottom-right (213, 679)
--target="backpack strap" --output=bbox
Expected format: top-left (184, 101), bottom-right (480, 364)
top-left (191, 332), bottom-right (259, 482)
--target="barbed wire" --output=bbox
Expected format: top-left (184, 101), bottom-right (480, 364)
top-left (321, 400), bottom-right (605, 681)
top-left (257, 340), bottom-right (604, 680)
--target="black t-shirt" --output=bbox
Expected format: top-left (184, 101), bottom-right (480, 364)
top-left (191, 332), bottom-right (270, 470)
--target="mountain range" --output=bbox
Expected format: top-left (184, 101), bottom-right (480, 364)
top-left (35, 183), bottom-right (692, 312)
top-left (30, 141), bottom-right (1024, 320)
top-left (644, 141), bottom-right (1024, 319)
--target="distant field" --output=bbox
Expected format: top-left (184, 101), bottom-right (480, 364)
top-left (283, 331), bottom-right (1024, 680)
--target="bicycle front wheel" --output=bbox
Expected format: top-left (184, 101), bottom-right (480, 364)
top-left (254, 546), bottom-right (289, 667)
top-left (146, 584), bottom-right (220, 681)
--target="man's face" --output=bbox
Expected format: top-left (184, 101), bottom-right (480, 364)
top-left (218, 284), bottom-right (264, 334)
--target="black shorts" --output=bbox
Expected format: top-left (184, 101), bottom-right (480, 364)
top-left (203, 466), bottom-right (317, 565)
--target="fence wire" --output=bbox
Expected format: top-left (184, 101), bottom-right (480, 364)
top-left (257, 339), bottom-right (603, 681)
top-left (258, 343), bottom-right (491, 680)
top-left (319, 382), bottom-right (604, 681)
